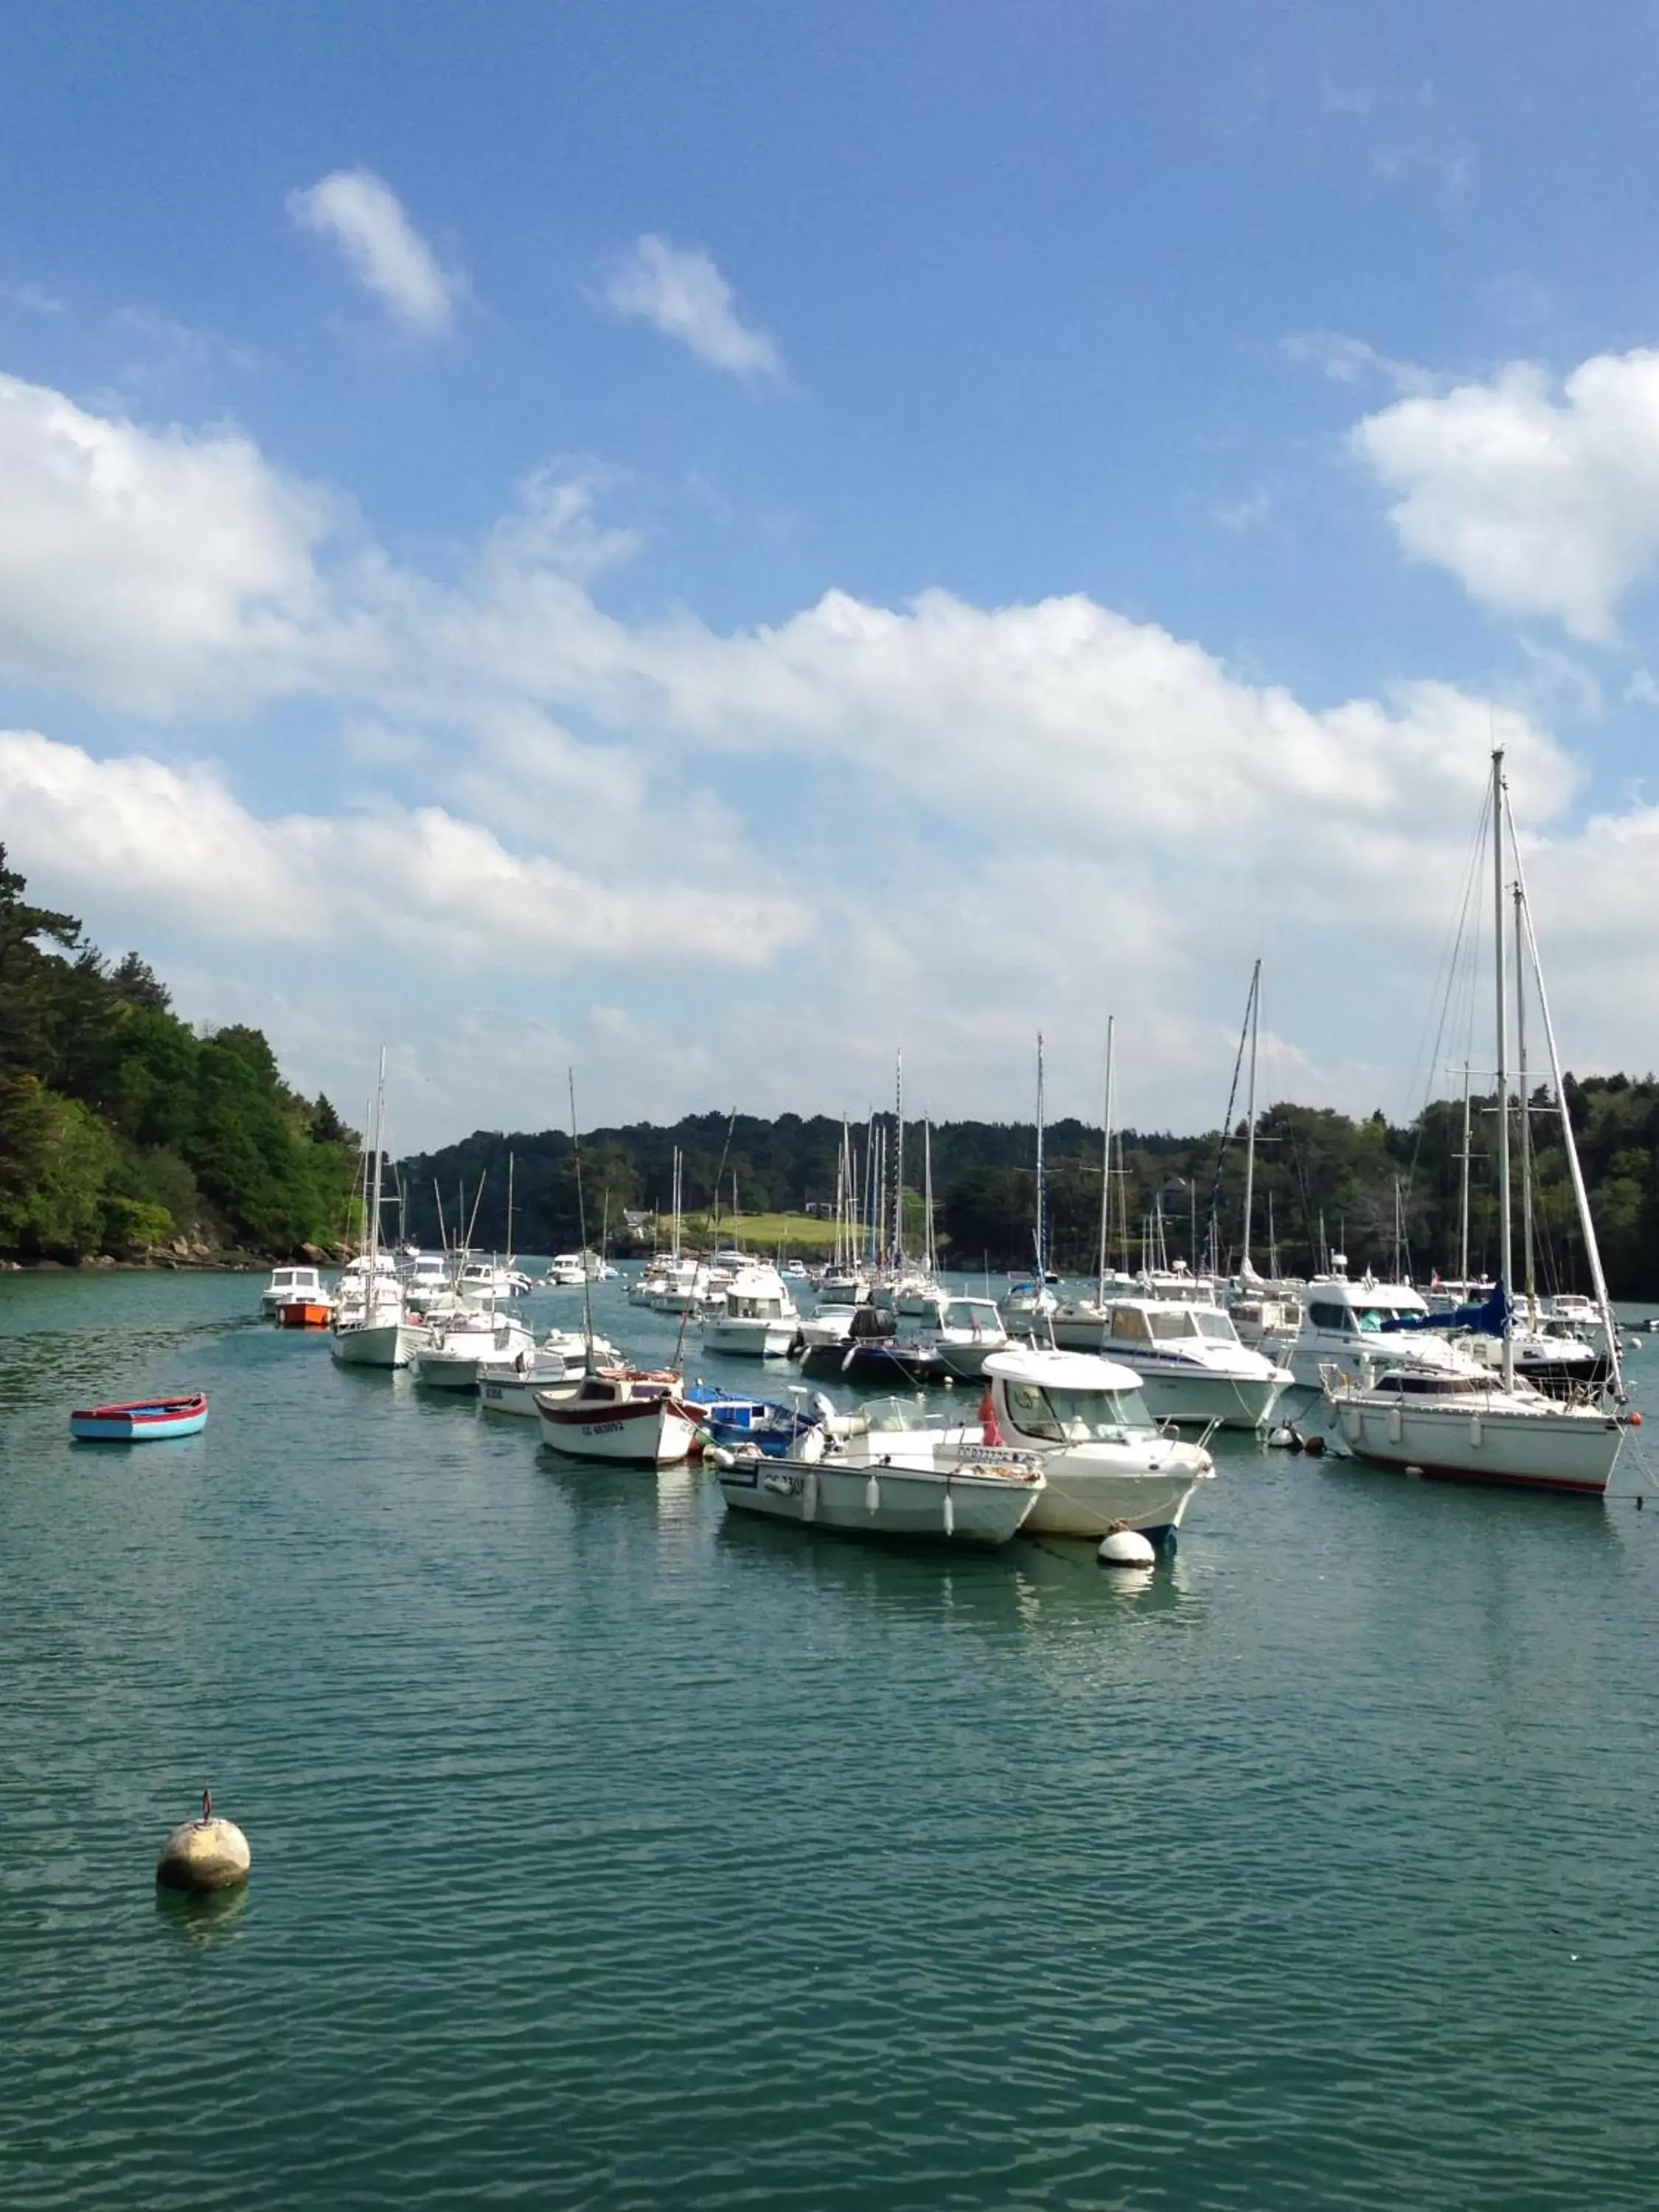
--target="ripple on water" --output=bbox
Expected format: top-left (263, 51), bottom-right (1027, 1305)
top-left (4, 1273), bottom-right (1659, 2208)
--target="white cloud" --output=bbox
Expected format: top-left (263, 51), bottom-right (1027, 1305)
top-left (0, 372), bottom-right (372, 714)
top-left (2, 366), bottom-right (1655, 1142)
top-left (288, 169), bottom-right (458, 338)
top-left (0, 731), bottom-right (804, 973)
top-left (605, 236), bottom-right (780, 378)
top-left (1281, 330), bottom-right (1433, 395)
top-left (1354, 349), bottom-right (1659, 639)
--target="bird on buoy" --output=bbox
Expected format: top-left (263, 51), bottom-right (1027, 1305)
top-left (157, 1788), bottom-right (251, 1893)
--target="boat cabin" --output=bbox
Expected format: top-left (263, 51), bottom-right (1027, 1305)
top-left (1106, 1301), bottom-right (1243, 1351)
top-left (984, 1349), bottom-right (1155, 1441)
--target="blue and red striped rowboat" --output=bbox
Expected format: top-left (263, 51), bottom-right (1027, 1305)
top-left (69, 1393), bottom-right (209, 1442)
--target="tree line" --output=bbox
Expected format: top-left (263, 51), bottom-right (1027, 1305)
top-left (399, 1077), bottom-right (1659, 1297)
top-left (0, 849), bottom-right (361, 1262)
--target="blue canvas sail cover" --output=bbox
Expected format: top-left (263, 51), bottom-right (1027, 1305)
top-left (1379, 1281), bottom-right (1512, 1338)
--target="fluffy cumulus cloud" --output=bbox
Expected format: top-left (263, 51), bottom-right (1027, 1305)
top-left (1, 366), bottom-right (1652, 1140)
top-left (288, 169), bottom-right (459, 338)
top-left (604, 236), bottom-right (781, 378)
top-left (0, 731), bottom-right (803, 973)
top-left (0, 372), bottom-right (374, 714)
top-left (1354, 349), bottom-right (1659, 639)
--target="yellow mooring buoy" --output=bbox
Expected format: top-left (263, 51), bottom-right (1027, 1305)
top-left (156, 1789), bottom-right (251, 1893)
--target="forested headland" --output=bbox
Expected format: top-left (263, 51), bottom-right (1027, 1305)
top-left (403, 1074), bottom-right (1659, 1299)
top-left (0, 849), bottom-right (361, 1265)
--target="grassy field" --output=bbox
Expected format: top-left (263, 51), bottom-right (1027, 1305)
top-left (677, 1211), bottom-right (841, 1254)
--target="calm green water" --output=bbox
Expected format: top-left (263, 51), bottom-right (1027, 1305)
top-left (5, 1270), bottom-right (1659, 2210)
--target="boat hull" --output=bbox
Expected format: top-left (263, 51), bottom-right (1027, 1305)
top-left (1334, 1397), bottom-right (1626, 1496)
top-left (70, 1394), bottom-right (209, 1442)
top-left (1020, 1459), bottom-right (1212, 1540)
top-left (1133, 1366), bottom-right (1288, 1430)
top-left (277, 1300), bottom-right (333, 1329)
top-left (537, 1395), bottom-right (700, 1464)
top-left (716, 1458), bottom-right (1040, 1545)
top-left (701, 1318), bottom-right (798, 1358)
top-left (331, 1320), bottom-right (420, 1368)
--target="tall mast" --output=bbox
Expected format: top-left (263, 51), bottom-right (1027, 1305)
top-left (1240, 959), bottom-right (1260, 1276)
top-left (506, 1150), bottom-right (515, 1268)
top-left (922, 1118), bottom-right (935, 1276)
top-left (1458, 1060), bottom-right (1472, 1289)
top-left (368, 1048), bottom-right (386, 1270)
top-left (1034, 1032), bottom-right (1046, 1279)
top-left (1492, 749), bottom-right (1515, 1388)
top-left (892, 1048), bottom-right (905, 1270)
top-left (1096, 1016), bottom-right (1116, 1301)
top-left (1514, 883), bottom-right (1537, 1316)
top-left (568, 1070), bottom-right (596, 1373)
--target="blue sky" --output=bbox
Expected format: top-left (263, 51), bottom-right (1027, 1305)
top-left (1, 4), bottom-right (1658, 1147)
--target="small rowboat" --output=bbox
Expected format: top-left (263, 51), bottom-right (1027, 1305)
top-left (69, 1393), bottom-right (209, 1443)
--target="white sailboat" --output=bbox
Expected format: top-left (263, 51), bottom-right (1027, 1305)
top-left (332, 1052), bottom-right (422, 1368)
top-left (1324, 749), bottom-right (1639, 1498)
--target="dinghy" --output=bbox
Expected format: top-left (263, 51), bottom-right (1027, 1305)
top-left (69, 1393), bottom-right (209, 1442)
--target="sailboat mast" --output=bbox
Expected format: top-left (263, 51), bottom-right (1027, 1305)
top-left (1096, 1016), bottom-right (1116, 1300)
top-left (922, 1117), bottom-right (935, 1276)
top-left (892, 1048), bottom-right (905, 1270)
top-left (1492, 749), bottom-right (1515, 1389)
top-left (1034, 1032), bottom-right (1046, 1279)
top-left (568, 1070), bottom-right (596, 1373)
top-left (1241, 961), bottom-right (1260, 1274)
top-left (506, 1151), bottom-right (515, 1268)
top-left (1514, 884), bottom-right (1537, 1315)
top-left (368, 1048), bottom-right (386, 1270)
top-left (1458, 1060), bottom-right (1472, 1289)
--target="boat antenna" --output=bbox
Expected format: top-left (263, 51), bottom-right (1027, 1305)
top-left (568, 1070), bottom-right (597, 1375)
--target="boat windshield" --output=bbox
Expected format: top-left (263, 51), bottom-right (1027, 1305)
top-left (1147, 1310), bottom-right (1200, 1341)
top-left (943, 1301), bottom-right (1001, 1330)
top-left (1004, 1380), bottom-right (1154, 1441)
top-left (858, 1396), bottom-right (940, 1433)
top-left (1194, 1310), bottom-right (1239, 1345)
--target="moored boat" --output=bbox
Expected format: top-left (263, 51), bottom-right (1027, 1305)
top-left (535, 1369), bottom-right (702, 1463)
top-left (70, 1392), bottom-right (209, 1442)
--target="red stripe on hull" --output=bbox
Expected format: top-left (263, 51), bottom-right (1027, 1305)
top-left (1349, 1450), bottom-right (1607, 1498)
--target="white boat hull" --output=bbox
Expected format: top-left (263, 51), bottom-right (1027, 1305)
top-left (1131, 1364), bottom-right (1288, 1430)
top-left (480, 1370), bottom-right (578, 1417)
top-left (701, 1317), bottom-right (799, 1358)
top-left (332, 1319), bottom-right (421, 1368)
top-left (717, 1458), bottom-right (1040, 1545)
top-left (1021, 1456), bottom-right (1213, 1540)
top-left (537, 1398), bottom-right (700, 1464)
top-left (1334, 1394), bottom-right (1627, 1496)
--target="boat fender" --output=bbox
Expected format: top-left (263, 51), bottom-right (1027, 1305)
top-left (865, 1472), bottom-right (880, 1516)
top-left (1301, 1434), bottom-right (1325, 1458)
top-left (942, 1485), bottom-right (955, 1538)
top-left (1266, 1425), bottom-right (1298, 1450)
top-left (1630, 1411), bottom-right (1644, 1427)
top-left (706, 1445), bottom-right (736, 1471)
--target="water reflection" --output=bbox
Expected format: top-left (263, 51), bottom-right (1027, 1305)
top-left (153, 1880), bottom-right (249, 1950)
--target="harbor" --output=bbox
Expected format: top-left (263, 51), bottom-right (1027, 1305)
top-left (6, 1259), bottom-right (1659, 2207)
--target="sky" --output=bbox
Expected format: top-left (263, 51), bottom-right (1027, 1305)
top-left (3, 2), bottom-right (1659, 1150)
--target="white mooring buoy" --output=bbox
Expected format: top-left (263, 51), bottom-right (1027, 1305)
top-left (156, 1790), bottom-right (251, 1893)
top-left (1098, 1528), bottom-right (1157, 1569)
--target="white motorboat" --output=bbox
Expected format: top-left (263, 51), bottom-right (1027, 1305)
top-left (999, 1277), bottom-right (1058, 1337)
top-left (545, 1252), bottom-right (597, 1287)
top-left (926, 1295), bottom-right (1009, 1380)
top-left (975, 1347), bottom-right (1217, 1540)
top-left (1319, 750), bottom-right (1636, 1499)
top-left (479, 1354), bottom-right (578, 1416)
top-left (260, 1264), bottom-right (329, 1317)
top-left (712, 1399), bottom-right (1045, 1547)
top-left (535, 1369), bottom-right (701, 1463)
top-left (413, 1310), bottom-right (535, 1388)
top-left (892, 1273), bottom-right (950, 1323)
top-left (1287, 1276), bottom-right (1485, 1390)
top-left (797, 1275), bottom-right (872, 1349)
top-left (456, 1258), bottom-right (519, 1308)
top-left (401, 1251), bottom-right (452, 1304)
top-left (700, 1266), bottom-right (799, 1357)
top-left (1052, 1295), bottom-right (1290, 1428)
